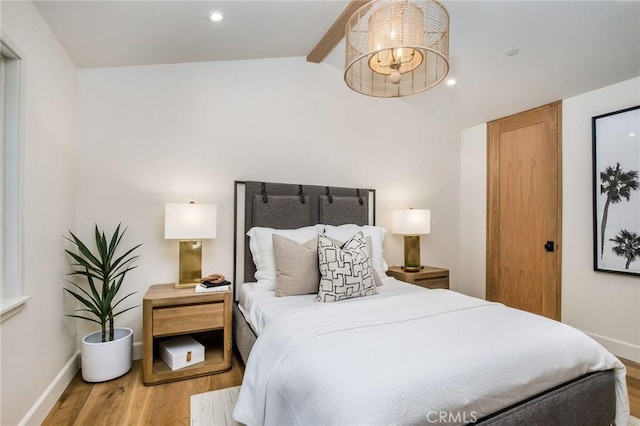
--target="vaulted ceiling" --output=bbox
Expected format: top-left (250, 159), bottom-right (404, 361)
top-left (32, 0), bottom-right (640, 127)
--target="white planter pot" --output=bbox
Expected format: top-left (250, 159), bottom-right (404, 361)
top-left (81, 327), bottom-right (133, 382)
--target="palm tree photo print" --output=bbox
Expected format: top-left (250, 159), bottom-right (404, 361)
top-left (593, 105), bottom-right (640, 275)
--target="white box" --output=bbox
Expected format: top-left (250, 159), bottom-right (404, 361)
top-left (159, 335), bottom-right (205, 371)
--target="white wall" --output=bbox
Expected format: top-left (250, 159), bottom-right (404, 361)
top-left (459, 124), bottom-right (487, 298)
top-left (562, 78), bottom-right (640, 362)
top-left (75, 58), bottom-right (462, 349)
top-left (459, 77), bottom-right (640, 363)
top-left (0, 1), bottom-right (78, 425)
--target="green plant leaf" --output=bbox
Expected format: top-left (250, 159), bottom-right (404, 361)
top-left (111, 292), bottom-right (137, 310)
top-left (83, 272), bottom-right (104, 310)
top-left (95, 225), bottom-right (108, 265)
top-left (63, 224), bottom-right (141, 336)
top-left (65, 250), bottom-right (102, 276)
top-left (67, 231), bottom-right (102, 271)
top-left (112, 304), bottom-right (141, 318)
top-left (110, 259), bottom-right (139, 281)
top-left (109, 273), bottom-right (127, 298)
top-left (65, 314), bottom-right (102, 324)
top-left (109, 244), bottom-right (142, 274)
top-left (67, 269), bottom-right (101, 285)
top-left (106, 223), bottom-right (122, 266)
top-left (65, 278), bottom-right (100, 305)
top-left (63, 288), bottom-right (101, 317)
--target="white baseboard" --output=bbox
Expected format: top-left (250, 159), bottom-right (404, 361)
top-left (133, 340), bottom-right (143, 360)
top-left (19, 351), bottom-right (80, 426)
top-left (584, 331), bottom-right (640, 363)
top-left (19, 341), bottom-right (143, 425)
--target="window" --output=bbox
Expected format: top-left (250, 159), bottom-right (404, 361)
top-left (1, 39), bottom-right (26, 321)
top-left (1, 48), bottom-right (5, 298)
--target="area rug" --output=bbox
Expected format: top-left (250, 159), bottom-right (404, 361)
top-left (190, 385), bottom-right (241, 426)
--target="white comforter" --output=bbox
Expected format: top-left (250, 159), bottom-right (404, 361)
top-left (233, 288), bottom-right (629, 426)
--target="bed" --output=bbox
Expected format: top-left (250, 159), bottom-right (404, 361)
top-left (231, 180), bottom-right (629, 426)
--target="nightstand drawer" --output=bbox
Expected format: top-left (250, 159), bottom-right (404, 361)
top-left (153, 302), bottom-right (224, 336)
top-left (415, 276), bottom-right (448, 289)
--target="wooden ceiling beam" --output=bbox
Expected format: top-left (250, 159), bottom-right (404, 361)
top-left (306, 0), bottom-right (370, 64)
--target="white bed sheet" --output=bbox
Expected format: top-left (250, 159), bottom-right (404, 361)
top-left (234, 284), bottom-right (629, 426)
top-left (238, 275), bottom-right (412, 335)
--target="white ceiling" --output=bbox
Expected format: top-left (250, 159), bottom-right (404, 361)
top-left (32, 0), bottom-right (640, 128)
top-left (33, 0), bottom-right (351, 67)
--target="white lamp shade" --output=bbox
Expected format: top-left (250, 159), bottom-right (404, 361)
top-left (164, 203), bottom-right (217, 240)
top-left (392, 209), bottom-right (431, 235)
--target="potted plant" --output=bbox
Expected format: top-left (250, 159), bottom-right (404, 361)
top-left (64, 223), bottom-right (141, 382)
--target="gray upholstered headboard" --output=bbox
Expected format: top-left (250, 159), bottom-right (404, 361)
top-left (233, 180), bottom-right (376, 289)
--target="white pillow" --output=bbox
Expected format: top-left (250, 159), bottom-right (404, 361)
top-left (323, 224), bottom-right (389, 276)
top-left (247, 225), bottom-right (323, 290)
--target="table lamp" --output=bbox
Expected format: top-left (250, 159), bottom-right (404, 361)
top-left (165, 202), bottom-right (217, 288)
top-left (392, 209), bottom-right (431, 272)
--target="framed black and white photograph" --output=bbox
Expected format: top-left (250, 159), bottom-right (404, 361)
top-left (592, 105), bottom-right (640, 276)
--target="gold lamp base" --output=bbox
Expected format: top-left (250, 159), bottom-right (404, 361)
top-left (403, 235), bottom-right (421, 272)
top-left (176, 240), bottom-right (203, 288)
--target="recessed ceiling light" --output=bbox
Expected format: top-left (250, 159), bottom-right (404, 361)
top-left (446, 78), bottom-right (457, 86)
top-left (506, 47), bottom-right (520, 56)
top-left (630, 132), bottom-right (638, 137)
top-left (208, 11), bottom-right (224, 23)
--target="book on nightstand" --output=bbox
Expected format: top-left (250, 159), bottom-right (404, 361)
top-left (195, 283), bottom-right (230, 293)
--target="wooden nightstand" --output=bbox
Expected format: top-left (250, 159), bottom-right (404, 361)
top-left (386, 266), bottom-right (450, 289)
top-left (142, 284), bottom-right (232, 385)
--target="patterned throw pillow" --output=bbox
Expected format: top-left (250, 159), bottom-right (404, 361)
top-left (326, 235), bottom-right (384, 287)
top-left (317, 231), bottom-right (376, 302)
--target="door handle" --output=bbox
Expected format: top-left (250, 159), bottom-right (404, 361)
top-left (544, 241), bottom-right (555, 252)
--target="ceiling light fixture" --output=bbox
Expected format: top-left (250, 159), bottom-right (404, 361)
top-left (446, 78), bottom-right (456, 86)
top-left (344, 0), bottom-right (450, 98)
top-left (208, 11), bottom-right (224, 23)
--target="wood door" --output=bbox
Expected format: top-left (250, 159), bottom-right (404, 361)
top-left (487, 102), bottom-right (562, 320)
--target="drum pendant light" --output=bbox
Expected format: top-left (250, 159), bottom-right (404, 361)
top-left (344, 0), bottom-right (450, 98)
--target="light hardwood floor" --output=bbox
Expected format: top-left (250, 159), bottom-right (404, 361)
top-left (42, 352), bottom-right (244, 426)
top-left (43, 353), bottom-right (639, 424)
top-left (623, 357), bottom-right (640, 419)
